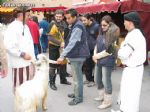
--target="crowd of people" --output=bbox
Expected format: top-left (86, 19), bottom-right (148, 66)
top-left (0, 6), bottom-right (146, 112)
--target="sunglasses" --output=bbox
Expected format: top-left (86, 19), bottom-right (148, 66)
top-left (101, 24), bottom-right (109, 27)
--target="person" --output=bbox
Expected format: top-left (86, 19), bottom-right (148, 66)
top-left (0, 31), bottom-right (8, 78)
top-left (81, 14), bottom-right (99, 87)
top-left (57, 8), bottom-right (90, 105)
top-left (4, 6), bottom-right (35, 93)
top-left (47, 10), bottom-right (71, 91)
top-left (32, 16), bottom-right (39, 25)
top-left (93, 15), bottom-right (120, 109)
top-left (27, 16), bottom-right (40, 59)
top-left (39, 17), bottom-right (49, 53)
top-left (32, 16), bottom-right (42, 54)
top-left (111, 12), bottom-right (146, 112)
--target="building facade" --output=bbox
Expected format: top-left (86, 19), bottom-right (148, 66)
top-left (2, 0), bottom-right (150, 8)
top-left (2, 0), bottom-right (119, 7)
top-left (2, 0), bottom-right (72, 7)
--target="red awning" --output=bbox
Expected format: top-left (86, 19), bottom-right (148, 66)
top-left (71, 1), bottom-right (150, 51)
top-left (32, 6), bottom-right (67, 12)
top-left (120, 0), bottom-right (150, 51)
top-left (121, 0), bottom-right (150, 13)
top-left (72, 2), bottom-right (121, 14)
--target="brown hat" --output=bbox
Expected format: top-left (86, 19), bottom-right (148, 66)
top-left (13, 6), bottom-right (31, 18)
top-left (13, 6), bottom-right (31, 35)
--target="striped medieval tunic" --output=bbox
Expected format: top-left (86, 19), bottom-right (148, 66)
top-left (4, 20), bottom-right (35, 93)
top-left (12, 64), bottom-right (35, 92)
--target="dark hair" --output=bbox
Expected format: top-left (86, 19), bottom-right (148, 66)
top-left (101, 15), bottom-right (112, 24)
top-left (43, 17), bottom-right (47, 20)
top-left (66, 8), bottom-right (78, 17)
top-left (82, 14), bottom-right (94, 21)
top-left (32, 16), bottom-right (39, 25)
top-left (55, 9), bottom-right (64, 16)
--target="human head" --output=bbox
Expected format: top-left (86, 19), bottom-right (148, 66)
top-left (101, 15), bottom-right (112, 32)
top-left (44, 16), bottom-right (47, 20)
top-left (65, 8), bottom-right (78, 25)
top-left (13, 6), bottom-right (31, 24)
top-left (54, 9), bottom-right (64, 23)
top-left (81, 14), bottom-right (94, 26)
top-left (31, 16), bottom-right (39, 24)
top-left (124, 11), bottom-right (141, 31)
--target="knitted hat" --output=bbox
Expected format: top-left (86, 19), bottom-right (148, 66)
top-left (124, 11), bottom-right (141, 26)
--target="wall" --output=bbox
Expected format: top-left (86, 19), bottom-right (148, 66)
top-left (2, 0), bottom-right (72, 7)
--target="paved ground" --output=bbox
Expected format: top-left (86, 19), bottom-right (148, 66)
top-left (0, 64), bottom-right (150, 112)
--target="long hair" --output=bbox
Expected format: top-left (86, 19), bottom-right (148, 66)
top-left (100, 15), bottom-right (113, 35)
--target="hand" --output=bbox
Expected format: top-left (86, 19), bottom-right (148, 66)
top-left (60, 42), bottom-right (65, 48)
top-left (23, 53), bottom-right (32, 60)
top-left (49, 60), bottom-right (58, 64)
top-left (0, 70), bottom-right (8, 78)
top-left (57, 58), bottom-right (64, 64)
top-left (92, 55), bottom-right (97, 64)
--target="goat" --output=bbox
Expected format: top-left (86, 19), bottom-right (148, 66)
top-left (15, 54), bottom-right (57, 112)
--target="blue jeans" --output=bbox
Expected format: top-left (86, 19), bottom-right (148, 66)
top-left (40, 35), bottom-right (48, 53)
top-left (69, 58), bottom-right (85, 101)
top-left (34, 44), bottom-right (39, 59)
top-left (95, 65), bottom-right (113, 94)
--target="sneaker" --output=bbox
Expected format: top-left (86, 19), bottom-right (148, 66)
top-left (60, 81), bottom-right (71, 85)
top-left (50, 84), bottom-right (57, 90)
top-left (66, 73), bottom-right (72, 77)
top-left (68, 99), bottom-right (83, 105)
top-left (83, 80), bottom-right (90, 84)
top-left (87, 82), bottom-right (95, 87)
top-left (68, 93), bottom-right (75, 98)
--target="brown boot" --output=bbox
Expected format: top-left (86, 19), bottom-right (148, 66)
top-left (97, 93), bottom-right (112, 109)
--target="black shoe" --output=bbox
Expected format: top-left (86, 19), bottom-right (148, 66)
top-left (61, 81), bottom-right (71, 85)
top-left (50, 84), bottom-right (57, 90)
top-left (68, 99), bottom-right (83, 105)
top-left (66, 73), bottom-right (72, 77)
top-left (68, 93), bottom-right (75, 98)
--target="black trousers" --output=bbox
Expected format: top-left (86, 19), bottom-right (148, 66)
top-left (49, 44), bottom-right (67, 83)
top-left (82, 51), bottom-right (95, 82)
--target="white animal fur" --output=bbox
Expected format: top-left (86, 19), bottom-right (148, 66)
top-left (15, 54), bottom-right (57, 112)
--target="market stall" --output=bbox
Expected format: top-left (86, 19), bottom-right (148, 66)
top-left (71, 0), bottom-right (150, 52)
top-left (0, 7), bottom-right (15, 24)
